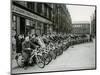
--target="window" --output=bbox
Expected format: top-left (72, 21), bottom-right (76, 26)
top-left (49, 9), bottom-right (52, 20)
top-left (36, 21), bottom-right (41, 29)
top-left (32, 20), bottom-right (36, 28)
top-left (44, 5), bottom-right (47, 17)
top-left (27, 2), bottom-right (35, 11)
top-left (26, 19), bottom-right (31, 26)
top-left (12, 15), bottom-right (17, 30)
top-left (43, 23), bottom-right (47, 34)
top-left (46, 7), bottom-right (52, 19)
top-left (37, 3), bottom-right (42, 14)
top-left (47, 24), bottom-right (50, 34)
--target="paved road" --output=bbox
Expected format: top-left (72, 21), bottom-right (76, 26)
top-left (12, 40), bottom-right (96, 74)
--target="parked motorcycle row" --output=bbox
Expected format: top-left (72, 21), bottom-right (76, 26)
top-left (15, 33), bottom-right (91, 69)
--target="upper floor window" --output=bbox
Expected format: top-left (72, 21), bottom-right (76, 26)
top-left (37, 3), bottom-right (42, 15)
top-left (48, 9), bottom-right (52, 20)
top-left (12, 15), bottom-right (17, 30)
top-left (27, 2), bottom-right (35, 11)
top-left (44, 5), bottom-right (47, 17)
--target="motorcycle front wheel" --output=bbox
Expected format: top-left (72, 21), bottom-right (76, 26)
top-left (36, 55), bottom-right (45, 68)
top-left (45, 53), bottom-right (52, 65)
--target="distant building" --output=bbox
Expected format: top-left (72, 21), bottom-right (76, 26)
top-left (72, 22), bottom-right (90, 34)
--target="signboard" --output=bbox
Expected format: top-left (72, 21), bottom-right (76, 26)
top-left (12, 5), bottom-right (52, 24)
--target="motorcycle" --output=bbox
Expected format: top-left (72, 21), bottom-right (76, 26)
top-left (15, 47), bottom-right (45, 68)
top-left (38, 47), bottom-right (52, 65)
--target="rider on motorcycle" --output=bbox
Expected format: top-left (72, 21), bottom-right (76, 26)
top-left (22, 36), bottom-right (39, 68)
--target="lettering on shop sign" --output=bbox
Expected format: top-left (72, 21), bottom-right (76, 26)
top-left (12, 5), bottom-right (52, 24)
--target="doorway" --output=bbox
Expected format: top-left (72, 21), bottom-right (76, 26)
top-left (20, 17), bottom-right (25, 34)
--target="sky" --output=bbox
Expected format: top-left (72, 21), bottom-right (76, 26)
top-left (66, 5), bottom-right (95, 23)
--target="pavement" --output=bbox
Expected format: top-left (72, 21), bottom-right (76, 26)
top-left (11, 39), bottom-right (96, 74)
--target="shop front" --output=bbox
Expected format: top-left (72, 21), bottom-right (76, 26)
top-left (12, 4), bottom-right (52, 36)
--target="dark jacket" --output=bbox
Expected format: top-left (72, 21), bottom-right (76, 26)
top-left (16, 38), bottom-right (23, 53)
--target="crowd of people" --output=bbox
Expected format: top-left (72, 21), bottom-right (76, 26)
top-left (11, 30), bottom-right (92, 69)
top-left (14, 32), bottom-right (69, 54)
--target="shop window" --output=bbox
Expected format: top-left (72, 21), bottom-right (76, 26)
top-left (25, 19), bottom-right (35, 35)
top-left (40, 23), bottom-right (44, 34)
top-left (25, 26), bottom-right (30, 36)
top-left (36, 21), bottom-right (41, 29)
top-left (32, 20), bottom-right (36, 28)
top-left (43, 23), bottom-right (47, 34)
top-left (35, 21), bottom-right (43, 35)
top-left (47, 24), bottom-right (50, 34)
top-left (26, 19), bottom-right (31, 26)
